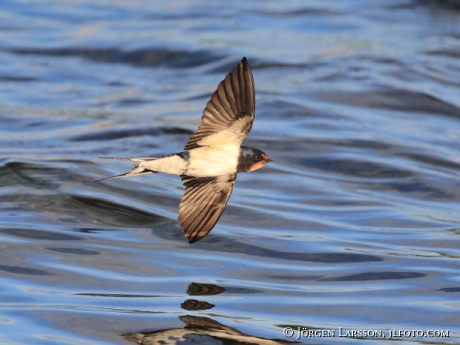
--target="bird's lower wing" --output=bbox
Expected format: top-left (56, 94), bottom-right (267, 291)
top-left (178, 173), bottom-right (236, 243)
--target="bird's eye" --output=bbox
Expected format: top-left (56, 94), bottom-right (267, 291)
top-left (255, 155), bottom-right (262, 161)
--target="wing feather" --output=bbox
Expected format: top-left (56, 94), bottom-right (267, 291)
top-left (178, 174), bottom-right (236, 243)
top-left (224, 76), bottom-right (238, 115)
top-left (184, 57), bottom-right (255, 151)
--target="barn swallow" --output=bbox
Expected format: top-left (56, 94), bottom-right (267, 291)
top-left (97, 57), bottom-right (272, 243)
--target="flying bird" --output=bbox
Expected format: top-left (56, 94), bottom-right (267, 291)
top-left (97, 57), bottom-right (272, 243)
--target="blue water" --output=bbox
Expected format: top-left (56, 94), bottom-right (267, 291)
top-left (1, 1), bottom-right (460, 344)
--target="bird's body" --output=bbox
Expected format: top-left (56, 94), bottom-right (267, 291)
top-left (97, 58), bottom-right (272, 243)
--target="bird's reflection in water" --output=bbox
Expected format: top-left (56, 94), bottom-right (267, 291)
top-left (186, 282), bottom-right (225, 296)
top-left (180, 282), bottom-right (224, 311)
top-left (181, 299), bottom-right (214, 311)
top-left (121, 283), bottom-right (295, 345)
top-left (122, 315), bottom-right (295, 345)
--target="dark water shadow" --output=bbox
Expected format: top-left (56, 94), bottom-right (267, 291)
top-left (0, 161), bottom-right (60, 189)
top-left (0, 75), bottom-right (40, 82)
top-left (0, 264), bottom-right (51, 276)
top-left (75, 293), bottom-right (161, 298)
top-left (45, 247), bottom-right (99, 255)
top-left (159, 227), bottom-right (383, 264)
top-left (70, 195), bottom-right (168, 227)
top-left (319, 271), bottom-right (426, 281)
top-left (301, 157), bottom-right (413, 179)
top-left (70, 126), bottom-right (192, 142)
top-left (6, 47), bottom-right (225, 69)
top-left (0, 229), bottom-right (82, 241)
top-left (316, 90), bottom-right (460, 119)
top-left (437, 287), bottom-right (460, 292)
top-left (421, 0), bottom-right (460, 10)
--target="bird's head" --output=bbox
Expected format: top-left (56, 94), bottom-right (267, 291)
top-left (237, 146), bottom-right (273, 172)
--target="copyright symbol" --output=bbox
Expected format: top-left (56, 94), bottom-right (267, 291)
top-left (284, 327), bottom-right (294, 337)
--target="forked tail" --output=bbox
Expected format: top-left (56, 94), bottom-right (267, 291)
top-left (94, 157), bottom-right (157, 182)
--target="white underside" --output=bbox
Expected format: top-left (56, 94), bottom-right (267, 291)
top-left (134, 145), bottom-right (239, 177)
top-left (187, 145), bottom-right (239, 177)
top-left (138, 155), bottom-right (187, 175)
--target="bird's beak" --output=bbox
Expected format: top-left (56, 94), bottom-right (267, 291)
top-left (266, 158), bottom-right (274, 163)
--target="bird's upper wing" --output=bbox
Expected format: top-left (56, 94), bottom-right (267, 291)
top-left (184, 57), bottom-right (255, 151)
top-left (178, 173), bottom-right (236, 243)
